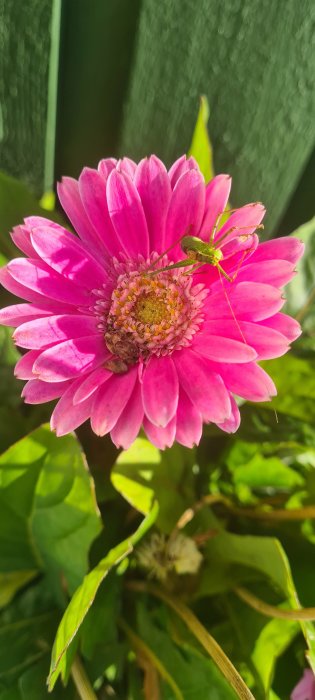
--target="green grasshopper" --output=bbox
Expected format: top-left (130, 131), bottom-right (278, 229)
top-left (147, 209), bottom-right (263, 282)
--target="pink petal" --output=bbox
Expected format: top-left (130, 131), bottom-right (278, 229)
top-left (11, 225), bottom-right (40, 258)
top-left (111, 381), bottom-right (144, 449)
top-left (164, 169), bottom-right (205, 259)
top-left (236, 259), bottom-right (296, 287)
top-left (118, 157), bottom-right (137, 178)
top-left (98, 158), bottom-right (117, 179)
top-left (15, 349), bottom-right (45, 379)
top-left (91, 367), bottom-right (137, 436)
top-left (134, 156), bottom-right (172, 252)
top-left (22, 379), bottom-right (71, 404)
top-left (33, 335), bottom-right (107, 382)
top-left (142, 356), bottom-right (178, 427)
top-left (205, 281), bottom-right (284, 321)
top-left (260, 313), bottom-right (302, 342)
top-left (168, 155), bottom-right (199, 188)
top-left (0, 303), bottom-right (56, 327)
top-left (30, 225), bottom-right (107, 289)
top-left (220, 232), bottom-right (259, 262)
top-left (7, 258), bottom-right (90, 306)
top-left (14, 314), bottom-right (99, 349)
top-left (78, 167), bottom-right (121, 257)
top-left (192, 333), bottom-right (257, 363)
top-left (0, 266), bottom-right (76, 312)
top-left (174, 349), bottom-right (231, 423)
top-left (51, 378), bottom-right (95, 436)
top-left (143, 415), bottom-right (176, 449)
top-left (107, 169), bottom-right (150, 258)
top-left (202, 319), bottom-right (290, 360)
top-left (216, 395), bottom-right (240, 434)
top-left (212, 361), bottom-right (277, 402)
top-left (175, 388), bottom-right (202, 447)
top-left (251, 236), bottom-right (304, 265)
top-left (24, 216), bottom-right (62, 230)
top-left (73, 366), bottom-right (112, 404)
top-left (215, 203), bottom-right (265, 247)
top-left (57, 177), bottom-right (104, 254)
top-left (199, 175), bottom-right (232, 242)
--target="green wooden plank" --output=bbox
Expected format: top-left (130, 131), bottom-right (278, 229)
top-left (55, 0), bottom-right (141, 179)
top-left (0, 0), bottom-right (57, 194)
top-left (120, 0), bottom-right (315, 233)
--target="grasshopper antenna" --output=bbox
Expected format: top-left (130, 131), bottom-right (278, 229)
top-left (217, 267), bottom-right (248, 345)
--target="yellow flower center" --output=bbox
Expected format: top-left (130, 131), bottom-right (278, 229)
top-left (134, 291), bottom-right (168, 325)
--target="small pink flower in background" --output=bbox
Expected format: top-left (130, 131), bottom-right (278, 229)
top-left (291, 669), bottom-right (315, 700)
top-left (0, 155), bottom-right (303, 449)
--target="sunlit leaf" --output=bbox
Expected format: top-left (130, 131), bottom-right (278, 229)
top-left (48, 503), bottom-right (158, 690)
top-left (251, 616), bottom-right (299, 694)
top-left (111, 437), bottom-right (194, 532)
top-left (0, 425), bottom-right (101, 603)
top-left (188, 96), bottom-right (214, 183)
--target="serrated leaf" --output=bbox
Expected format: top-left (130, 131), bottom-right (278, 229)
top-left (225, 440), bottom-right (304, 491)
top-left (188, 96), bottom-right (214, 183)
top-left (48, 502), bottom-right (158, 690)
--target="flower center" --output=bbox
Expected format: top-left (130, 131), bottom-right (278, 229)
top-left (94, 254), bottom-right (208, 364)
top-left (134, 292), bottom-right (166, 325)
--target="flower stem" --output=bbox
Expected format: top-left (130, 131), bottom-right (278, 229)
top-left (127, 580), bottom-right (255, 700)
top-left (235, 586), bottom-right (315, 621)
top-left (71, 656), bottom-right (98, 700)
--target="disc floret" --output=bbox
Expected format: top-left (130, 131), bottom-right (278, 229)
top-left (96, 254), bottom-right (207, 361)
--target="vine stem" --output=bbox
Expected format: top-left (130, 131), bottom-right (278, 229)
top-left (235, 587), bottom-right (315, 621)
top-left (173, 493), bottom-right (315, 534)
top-left (127, 580), bottom-right (255, 700)
top-left (71, 656), bottom-right (98, 700)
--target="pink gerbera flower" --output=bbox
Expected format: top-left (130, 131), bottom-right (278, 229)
top-left (0, 155), bottom-right (303, 449)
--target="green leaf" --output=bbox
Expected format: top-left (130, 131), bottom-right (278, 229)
top-left (188, 96), bottom-right (214, 183)
top-left (251, 617), bottom-right (299, 695)
top-left (0, 571), bottom-right (37, 608)
top-left (262, 354), bottom-right (315, 425)
top-left (111, 437), bottom-right (194, 532)
top-left (19, 657), bottom-right (76, 700)
top-left (135, 601), bottom-right (237, 699)
top-left (237, 404), bottom-right (315, 446)
top-left (200, 529), bottom-right (295, 598)
top-left (48, 502), bottom-right (158, 690)
top-left (0, 425), bottom-right (101, 603)
top-left (198, 511), bottom-right (315, 671)
top-left (0, 581), bottom-right (75, 699)
top-left (225, 441), bottom-right (304, 491)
